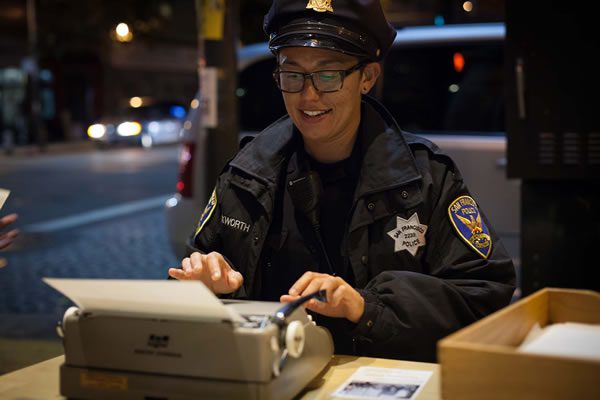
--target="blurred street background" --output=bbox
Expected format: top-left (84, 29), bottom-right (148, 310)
top-left (0, 144), bottom-right (180, 372)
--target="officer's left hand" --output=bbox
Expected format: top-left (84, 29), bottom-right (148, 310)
top-left (280, 271), bottom-right (364, 323)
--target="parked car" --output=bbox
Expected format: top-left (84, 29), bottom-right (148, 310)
top-left (86, 100), bottom-right (187, 148)
top-left (165, 23), bottom-right (520, 273)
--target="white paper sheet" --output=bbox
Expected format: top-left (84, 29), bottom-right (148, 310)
top-left (0, 188), bottom-right (9, 210)
top-left (43, 278), bottom-right (244, 323)
top-left (518, 322), bottom-right (600, 362)
top-left (332, 367), bottom-right (432, 399)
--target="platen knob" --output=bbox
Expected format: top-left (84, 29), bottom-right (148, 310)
top-left (285, 320), bottom-right (305, 358)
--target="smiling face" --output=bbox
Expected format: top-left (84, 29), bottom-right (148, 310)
top-left (277, 47), bottom-right (380, 162)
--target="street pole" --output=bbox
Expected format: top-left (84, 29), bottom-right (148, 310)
top-left (195, 0), bottom-right (240, 197)
top-left (25, 0), bottom-right (47, 150)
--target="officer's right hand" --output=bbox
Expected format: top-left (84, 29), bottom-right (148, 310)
top-left (168, 251), bottom-right (243, 295)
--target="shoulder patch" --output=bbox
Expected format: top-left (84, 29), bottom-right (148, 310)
top-left (195, 189), bottom-right (217, 237)
top-left (448, 195), bottom-right (492, 259)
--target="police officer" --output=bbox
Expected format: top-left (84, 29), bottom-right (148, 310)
top-left (169, 0), bottom-right (515, 362)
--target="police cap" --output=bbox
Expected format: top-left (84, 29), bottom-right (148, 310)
top-left (264, 0), bottom-right (397, 61)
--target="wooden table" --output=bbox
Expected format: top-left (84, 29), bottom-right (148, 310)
top-left (0, 355), bottom-right (440, 399)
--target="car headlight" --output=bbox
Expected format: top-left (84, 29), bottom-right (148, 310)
top-left (87, 124), bottom-right (106, 139)
top-left (148, 121), bottom-right (160, 134)
top-left (117, 121), bottom-right (142, 136)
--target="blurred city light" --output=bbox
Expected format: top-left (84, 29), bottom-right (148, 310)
top-left (463, 1), bottom-right (473, 12)
top-left (449, 84), bottom-right (460, 93)
top-left (129, 96), bottom-right (143, 108)
top-left (148, 121), bottom-right (160, 133)
top-left (169, 105), bottom-right (186, 118)
top-left (190, 99), bottom-right (199, 109)
top-left (453, 52), bottom-right (465, 73)
top-left (141, 135), bottom-right (153, 148)
top-left (117, 121), bottom-right (141, 136)
top-left (115, 22), bottom-right (133, 42)
top-left (87, 124), bottom-right (106, 139)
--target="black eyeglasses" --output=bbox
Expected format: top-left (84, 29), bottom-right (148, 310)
top-left (273, 62), bottom-right (365, 93)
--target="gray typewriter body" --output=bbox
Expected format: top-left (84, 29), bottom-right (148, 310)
top-left (59, 300), bottom-right (333, 400)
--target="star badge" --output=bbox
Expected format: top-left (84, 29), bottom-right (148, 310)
top-left (387, 213), bottom-right (428, 256)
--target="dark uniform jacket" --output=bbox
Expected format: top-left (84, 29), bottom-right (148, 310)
top-left (190, 97), bottom-right (516, 362)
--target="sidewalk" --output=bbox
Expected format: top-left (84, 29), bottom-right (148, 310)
top-left (0, 140), bottom-right (96, 160)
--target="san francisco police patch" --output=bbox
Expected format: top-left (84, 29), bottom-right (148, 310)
top-left (448, 195), bottom-right (492, 259)
top-left (195, 189), bottom-right (217, 237)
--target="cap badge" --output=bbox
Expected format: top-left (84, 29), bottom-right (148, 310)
top-left (306, 0), bottom-right (333, 13)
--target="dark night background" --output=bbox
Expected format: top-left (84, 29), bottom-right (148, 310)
top-left (0, 0), bottom-right (503, 148)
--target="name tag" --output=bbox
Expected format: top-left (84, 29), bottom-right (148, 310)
top-left (221, 215), bottom-right (251, 233)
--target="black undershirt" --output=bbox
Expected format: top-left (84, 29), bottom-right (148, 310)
top-left (309, 144), bottom-right (361, 284)
top-left (304, 142), bottom-right (363, 355)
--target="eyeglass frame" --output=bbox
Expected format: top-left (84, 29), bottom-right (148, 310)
top-left (272, 61), bottom-right (366, 93)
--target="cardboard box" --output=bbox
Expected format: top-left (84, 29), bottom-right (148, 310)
top-left (438, 288), bottom-right (600, 399)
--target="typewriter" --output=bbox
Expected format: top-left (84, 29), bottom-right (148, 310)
top-left (45, 278), bottom-right (333, 400)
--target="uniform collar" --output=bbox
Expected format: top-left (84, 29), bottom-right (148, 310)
top-left (229, 96), bottom-right (422, 193)
top-left (229, 116), bottom-right (298, 185)
top-left (355, 98), bottom-right (422, 196)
